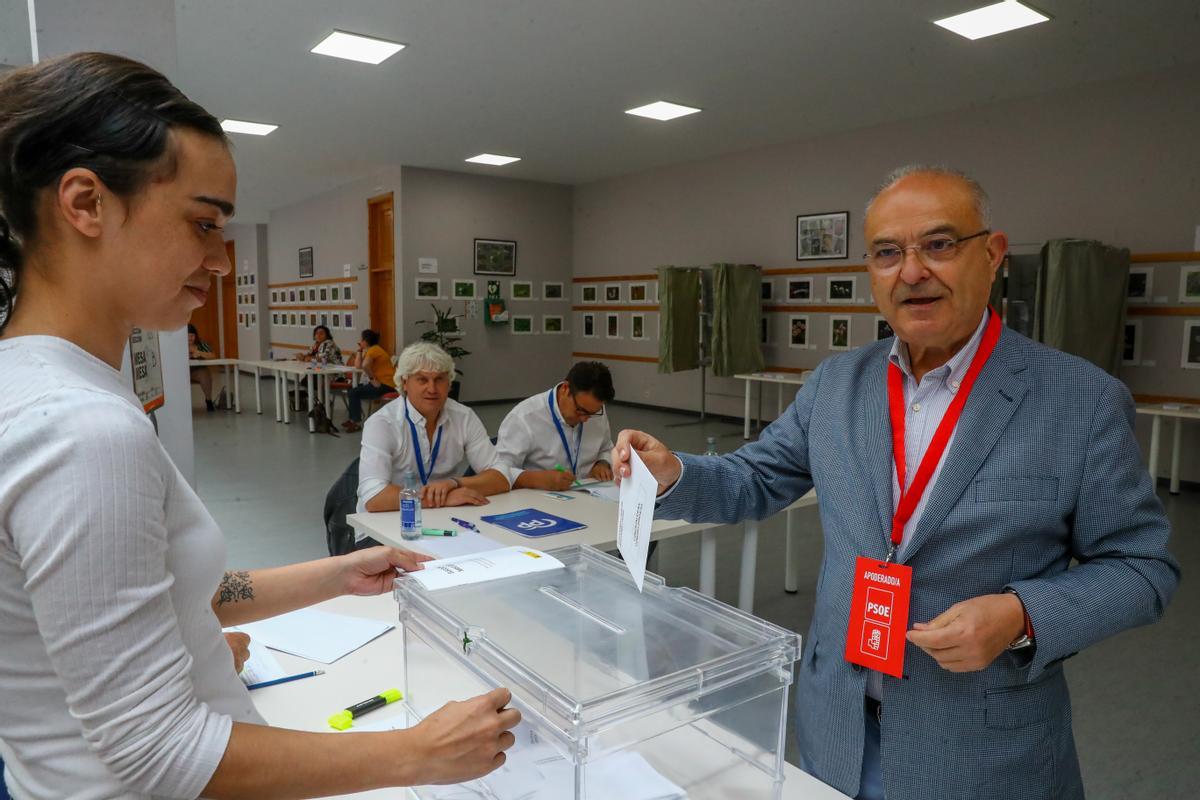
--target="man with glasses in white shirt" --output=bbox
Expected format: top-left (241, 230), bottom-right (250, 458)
top-left (496, 361), bottom-right (616, 491)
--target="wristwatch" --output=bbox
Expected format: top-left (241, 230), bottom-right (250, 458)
top-left (1003, 588), bottom-right (1035, 651)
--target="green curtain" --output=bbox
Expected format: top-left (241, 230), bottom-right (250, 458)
top-left (1038, 239), bottom-right (1129, 375)
top-left (711, 263), bottom-right (764, 377)
top-left (657, 267), bottom-right (701, 373)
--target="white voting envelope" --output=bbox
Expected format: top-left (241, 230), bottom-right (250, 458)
top-left (617, 447), bottom-right (656, 591)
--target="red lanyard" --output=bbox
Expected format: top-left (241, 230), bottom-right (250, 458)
top-left (886, 308), bottom-right (1002, 561)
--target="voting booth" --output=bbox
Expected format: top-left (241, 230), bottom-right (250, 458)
top-left (394, 544), bottom-right (801, 799)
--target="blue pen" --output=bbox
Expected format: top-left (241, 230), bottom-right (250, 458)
top-left (246, 669), bottom-right (325, 691)
top-left (449, 517), bottom-right (479, 531)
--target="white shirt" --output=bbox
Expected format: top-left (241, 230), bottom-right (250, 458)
top-left (0, 337), bottom-right (263, 800)
top-left (868, 309), bottom-right (990, 699)
top-left (356, 397), bottom-right (510, 516)
top-left (495, 385), bottom-right (615, 483)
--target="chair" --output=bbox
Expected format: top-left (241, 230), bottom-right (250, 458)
top-left (323, 457), bottom-right (361, 556)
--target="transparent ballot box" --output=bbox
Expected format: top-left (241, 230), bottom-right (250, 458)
top-left (393, 544), bottom-right (802, 800)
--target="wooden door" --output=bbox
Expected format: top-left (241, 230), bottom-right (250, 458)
top-left (220, 240), bottom-right (239, 358)
top-left (188, 241), bottom-right (224, 351)
top-left (368, 193), bottom-right (395, 353)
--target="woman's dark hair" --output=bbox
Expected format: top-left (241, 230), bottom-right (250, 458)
top-left (0, 52), bottom-right (227, 333)
top-left (566, 361), bottom-right (615, 403)
top-left (186, 323), bottom-right (204, 346)
top-left (313, 325), bottom-right (332, 341)
top-left (361, 329), bottom-right (381, 346)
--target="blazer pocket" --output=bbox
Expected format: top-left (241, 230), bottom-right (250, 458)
top-left (974, 476), bottom-right (1059, 503)
top-left (984, 677), bottom-right (1064, 730)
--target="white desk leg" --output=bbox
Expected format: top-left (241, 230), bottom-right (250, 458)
top-left (738, 519), bottom-right (758, 613)
top-left (1148, 415), bottom-right (1161, 488)
top-left (233, 366), bottom-right (241, 413)
top-left (224, 365), bottom-right (233, 409)
top-left (306, 373), bottom-right (316, 433)
top-left (284, 374), bottom-right (293, 424)
top-left (743, 381), bottom-right (752, 440)
top-left (273, 371), bottom-right (282, 423)
top-left (1170, 418), bottom-right (1182, 495)
top-left (700, 529), bottom-right (718, 596)
top-left (785, 509), bottom-right (800, 593)
top-left (254, 366), bottom-right (262, 415)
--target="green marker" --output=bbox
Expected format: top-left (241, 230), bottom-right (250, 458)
top-left (421, 527), bottom-right (457, 537)
top-left (554, 463), bottom-right (582, 487)
top-left (328, 688), bottom-right (403, 731)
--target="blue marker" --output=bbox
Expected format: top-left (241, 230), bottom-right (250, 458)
top-left (449, 517), bottom-right (479, 532)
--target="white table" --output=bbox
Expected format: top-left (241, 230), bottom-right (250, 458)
top-left (187, 358), bottom-right (241, 411)
top-left (1137, 403), bottom-right (1200, 495)
top-left (247, 360), bottom-right (361, 431)
top-left (250, 593), bottom-right (850, 799)
top-left (350, 487), bottom-right (818, 614)
top-left (735, 372), bottom-right (810, 440)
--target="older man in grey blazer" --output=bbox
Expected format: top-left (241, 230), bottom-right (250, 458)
top-left (613, 167), bottom-right (1179, 800)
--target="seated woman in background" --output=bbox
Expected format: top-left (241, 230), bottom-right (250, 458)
top-left (295, 324), bottom-right (342, 364)
top-left (342, 328), bottom-right (393, 432)
top-left (356, 342), bottom-right (510, 539)
top-left (187, 323), bottom-right (220, 411)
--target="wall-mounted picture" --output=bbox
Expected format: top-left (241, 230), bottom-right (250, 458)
top-left (1182, 320), bottom-right (1200, 369)
top-left (289, 290), bottom-right (297, 303)
top-left (1181, 265), bottom-right (1200, 303)
top-left (583, 313), bottom-right (596, 337)
top-left (289, 313), bottom-right (297, 326)
top-left (343, 285), bottom-right (352, 301)
top-left (629, 283), bottom-right (649, 303)
top-left (249, 313), bottom-right (256, 326)
top-left (299, 312), bottom-right (307, 326)
top-left (474, 238), bottom-right (518, 276)
top-left (543, 315), bottom-right (564, 334)
top-left (319, 287), bottom-right (328, 303)
top-left (875, 316), bottom-right (895, 341)
top-left (543, 282), bottom-right (564, 300)
top-left (270, 290), bottom-right (278, 304)
top-left (236, 275), bottom-right (243, 287)
top-left (299, 246), bottom-right (314, 278)
top-left (320, 313), bottom-right (329, 327)
top-left (828, 276), bottom-right (856, 302)
top-left (829, 316), bottom-right (851, 350)
top-left (511, 281), bottom-right (534, 300)
top-left (416, 278), bottom-right (441, 298)
top-left (331, 314), bottom-right (340, 329)
top-left (1122, 320), bottom-right (1142, 366)
top-left (308, 288), bottom-right (318, 302)
top-left (582, 285), bottom-right (598, 304)
top-left (606, 313), bottom-right (619, 338)
top-left (796, 211), bottom-right (849, 261)
top-left (605, 284), bottom-right (621, 303)
top-left (248, 275), bottom-right (255, 286)
top-left (453, 279), bottom-right (477, 299)
top-left (344, 313), bottom-right (353, 329)
top-left (486, 280), bottom-right (501, 298)
top-left (761, 280), bottom-right (773, 301)
top-left (787, 277), bottom-right (813, 302)
top-left (237, 312), bottom-right (244, 325)
top-left (511, 315), bottom-right (533, 334)
top-left (760, 317), bottom-right (769, 344)
top-left (789, 315), bottom-right (809, 348)
top-left (1126, 267), bottom-right (1153, 303)
top-left (631, 313), bottom-right (646, 340)
top-left (271, 313), bottom-right (279, 325)
top-left (331, 286), bottom-right (340, 302)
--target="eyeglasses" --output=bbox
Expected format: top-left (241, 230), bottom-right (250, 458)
top-left (865, 229), bottom-right (990, 272)
top-left (570, 393), bottom-right (605, 418)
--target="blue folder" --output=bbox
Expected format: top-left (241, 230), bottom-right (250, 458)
top-left (479, 508), bottom-right (587, 538)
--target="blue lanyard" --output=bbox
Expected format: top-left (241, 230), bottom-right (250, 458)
top-left (548, 388), bottom-right (583, 475)
top-left (404, 398), bottom-right (443, 485)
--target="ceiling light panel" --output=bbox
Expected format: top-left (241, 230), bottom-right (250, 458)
top-left (311, 30), bottom-right (406, 64)
top-left (221, 119), bottom-right (278, 136)
top-left (625, 101), bottom-right (702, 121)
top-left (934, 1), bottom-right (1050, 40)
top-left (465, 153), bottom-right (521, 166)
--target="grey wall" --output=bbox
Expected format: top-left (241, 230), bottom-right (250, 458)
top-left (400, 167), bottom-right (574, 403)
top-left (265, 167), bottom-right (402, 358)
top-left (573, 64), bottom-right (1200, 480)
top-left (222, 222), bottom-right (270, 362)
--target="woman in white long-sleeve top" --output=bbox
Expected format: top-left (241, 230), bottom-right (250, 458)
top-left (0, 52), bottom-right (518, 800)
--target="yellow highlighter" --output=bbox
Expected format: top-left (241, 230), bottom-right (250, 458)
top-left (327, 688), bottom-right (403, 731)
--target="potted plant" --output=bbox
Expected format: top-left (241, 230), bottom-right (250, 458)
top-left (415, 303), bottom-right (470, 399)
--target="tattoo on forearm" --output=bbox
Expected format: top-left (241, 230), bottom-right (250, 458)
top-left (216, 570), bottom-right (255, 606)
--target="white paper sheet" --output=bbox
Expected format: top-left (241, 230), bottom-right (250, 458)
top-left (409, 547), bottom-right (564, 592)
top-left (617, 448), bottom-right (656, 592)
top-left (571, 480), bottom-right (621, 502)
top-left (408, 529), bottom-right (507, 559)
top-left (238, 609), bottom-right (394, 664)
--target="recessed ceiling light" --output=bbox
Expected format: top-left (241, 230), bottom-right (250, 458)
top-left (624, 101), bottom-right (702, 121)
top-left (465, 153), bottom-right (521, 166)
top-left (934, 1), bottom-right (1049, 40)
top-left (220, 119), bottom-right (278, 136)
top-left (311, 30), bottom-right (406, 64)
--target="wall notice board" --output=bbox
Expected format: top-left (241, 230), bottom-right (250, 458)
top-left (128, 328), bottom-right (165, 414)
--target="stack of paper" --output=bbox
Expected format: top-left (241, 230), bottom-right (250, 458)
top-left (409, 547), bottom-right (565, 592)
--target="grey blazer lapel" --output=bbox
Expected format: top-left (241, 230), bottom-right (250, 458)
top-left (900, 329), bottom-right (1029, 564)
top-left (852, 347), bottom-right (896, 556)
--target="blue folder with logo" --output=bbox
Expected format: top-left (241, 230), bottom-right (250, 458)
top-left (479, 508), bottom-right (587, 538)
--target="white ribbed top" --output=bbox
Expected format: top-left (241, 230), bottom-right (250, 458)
top-left (0, 336), bottom-right (262, 800)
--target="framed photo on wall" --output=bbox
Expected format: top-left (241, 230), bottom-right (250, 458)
top-left (543, 282), bottom-right (564, 300)
top-left (828, 276), bottom-right (856, 302)
top-left (631, 313), bottom-right (646, 340)
top-left (606, 313), bottom-right (620, 338)
top-left (511, 315), bottom-right (533, 334)
top-left (796, 211), bottom-right (849, 261)
top-left (343, 284), bottom-right (352, 301)
top-left (474, 239), bottom-right (517, 276)
top-left (1182, 319), bottom-right (1200, 369)
top-left (787, 277), bottom-right (813, 303)
top-left (875, 316), bottom-right (895, 341)
top-left (453, 279), bottom-right (477, 299)
top-left (605, 284), bottom-right (621, 303)
top-left (1180, 265), bottom-right (1200, 303)
top-left (1122, 319), bottom-right (1142, 366)
top-left (761, 280), bottom-right (773, 301)
top-left (299, 246), bottom-right (314, 278)
top-left (760, 316), bottom-right (769, 345)
top-left (543, 315), bottom-right (564, 334)
top-left (583, 313), bottom-right (596, 338)
top-left (582, 285), bottom-right (598, 304)
top-left (629, 283), bottom-right (649, 303)
top-left (511, 281), bottom-right (534, 300)
top-left (1126, 266), bottom-right (1153, 303)
top-left (829, 316), bottom-right (851, 351)
top-left (789, 315), bottom-right (809, 348)
top-left (416, 278), bottom-right (441, 299)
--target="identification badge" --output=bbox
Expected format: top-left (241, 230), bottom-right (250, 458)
top-left (844, 556), bottom-right (912, 678)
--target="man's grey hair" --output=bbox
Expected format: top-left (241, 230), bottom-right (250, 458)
top-left (395, 341), bottom-right (454, 385)
top-left (865, 164), bottom-right (992, 229)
